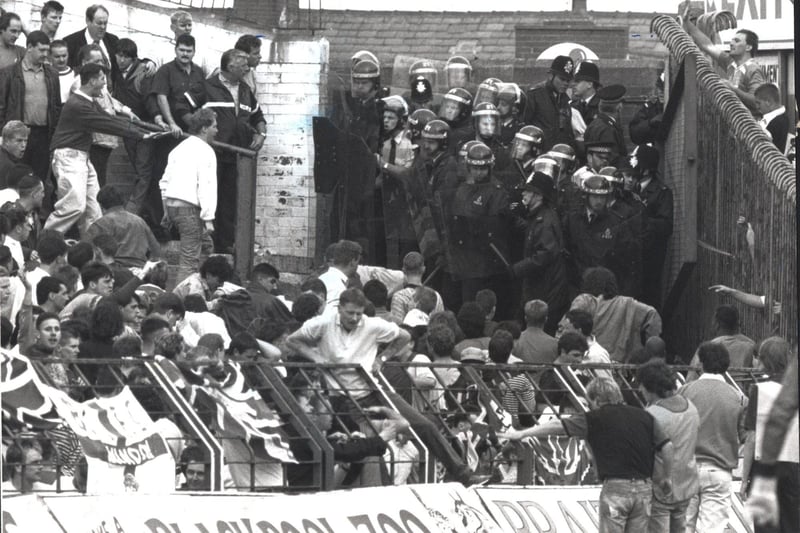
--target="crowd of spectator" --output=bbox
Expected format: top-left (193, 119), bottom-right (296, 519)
top-left (0, 3), bottom-right (796, 533)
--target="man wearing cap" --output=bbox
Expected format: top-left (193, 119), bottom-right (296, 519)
top-left (570, 61), bottom-right (601, 126)
top-left (509, 171), bottom-right (568, 333)
top-left (562, 174), bottom-right (640, 294)
top-left (583, 84), bottom-right (627, 168)
top-left (523, 55), bottom-right (576, 152)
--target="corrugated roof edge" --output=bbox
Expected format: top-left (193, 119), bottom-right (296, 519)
top-left (651, 15), bottom-right (795, 205)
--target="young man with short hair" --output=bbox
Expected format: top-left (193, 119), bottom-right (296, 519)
top-left (39, 1), bottom-right (64, 41)
top-left (638, 359), bottom-right (700, 533)
top-left (318, 239), bottom-right (362, 309)
top-left (515, 299), bottom-right (558, 364)
top-left (86, 184), bottom-right (161, 268)
top-left (390, 251), bottom-right (444, 322)
top-left (683, 11), bottom-right (764, 113)
top-left (43, 63), bottom-right (158, 237)
top-left (504, 376), bottom-right (674, 531)
top-left (0, 12), bottom-right (25, 70)
top-left (48, 39), bottom-right (73, 104)
top-left (36, 276), bottom-right (68, 313)
top-left (0, 30), bottom-right (61, 186)
top-left (0, 120), bottom-right (27, 186)
top-left (679, 342), bottom-right (748, 533)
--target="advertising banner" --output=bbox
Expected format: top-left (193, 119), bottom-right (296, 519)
top-left (1, 495), bottom-right (64, 533)
top-left (411, 483), bottom-right (504, 533)
top-left (475, 485), bottom-right (754, 532)
top-left (41, 486), bottom-right (442, 533)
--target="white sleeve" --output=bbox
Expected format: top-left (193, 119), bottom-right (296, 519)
top-left (198, 147), bottom-right (218, 221)
top-left (571, 108), bottom-right (587, 139)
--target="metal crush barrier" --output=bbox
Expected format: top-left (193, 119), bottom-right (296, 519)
top-left (4, 356), bottom-right (767, 494)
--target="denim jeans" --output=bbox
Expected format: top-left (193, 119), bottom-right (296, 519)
top-left (599, 478), bottom-right (653, 533)
top-left (684, 463), bottom-right (732, 533)
top-left (649, 497), bottom-right (690, 533)
top-left (44, 148), bottom-right (102, 237)
top-left (166, 203), bottom-right (213, 284)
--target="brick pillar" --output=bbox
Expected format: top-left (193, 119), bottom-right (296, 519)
top-left (254, 37), bottom-right (329, 282)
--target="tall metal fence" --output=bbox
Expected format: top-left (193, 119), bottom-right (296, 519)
top-left (651, 16), bottom-right (796, 358)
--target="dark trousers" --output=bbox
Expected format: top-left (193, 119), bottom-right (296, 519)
top-left (122, 137), bottom-right (156, 218)
top-left (214, 159), bottom-right (238, 252)
top-left (22, 125), bottom-right (54, 216)
top-left (89, 145), bottom-right (113, 188)
top-left (149, 136), bottom-right (181, 229)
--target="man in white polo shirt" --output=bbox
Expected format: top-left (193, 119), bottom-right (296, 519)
top-left (286, 287), bottom-right (486, 485)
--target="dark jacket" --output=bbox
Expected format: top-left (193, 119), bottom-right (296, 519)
top-left (765, 113), bottom-right (789, 154)
top-left (446, 180), bottom-right (510, 278)
top-left (523, 82), bottom-right (575, 151)
top-left (0, 61), bottom-right (62, 136)
top-left (64, 30), bottom-right (119, 81)
top-left (629, 99), bottom-right (664, 146)
top-left (571, 96), bottom-right (599, 126)
top-left (245, 281), bottom-right (297, 329)
top-left (563, 208), bottom-right (641, 295)
top-left (584, 113), bottom-right (627, 167)
top-left (112, 58), bottom-right (155, 120)
top-left (51, 92), bottom-right (147, 153)
top-left (177, 74), bottom-right (266, 162)
top-left (511, 203), bottom-right (569, 308)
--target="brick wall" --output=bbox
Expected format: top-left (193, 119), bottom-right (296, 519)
top-left (253, 39), bottom-right (328, 281)
top-left (515, 26), bottom-right (629, 60)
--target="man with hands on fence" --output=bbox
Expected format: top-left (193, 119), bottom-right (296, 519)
top-left (501, 376), bottom-right (674, 532)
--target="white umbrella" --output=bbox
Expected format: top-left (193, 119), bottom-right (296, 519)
top-left (536, 43), bottom-right (600, 62)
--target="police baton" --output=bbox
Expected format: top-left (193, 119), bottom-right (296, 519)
top-left (422, 263), bottom-right (442, 287)
top-left (489, 243), bottom-right (511, 269)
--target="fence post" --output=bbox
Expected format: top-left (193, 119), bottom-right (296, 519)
top-left (234, 153), bottom-right (258, 282)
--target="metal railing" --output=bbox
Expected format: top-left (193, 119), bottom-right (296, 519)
top-left (650, 15), bottom-right (796, 357)
top-left (4, 356), bottom-right (765, 493)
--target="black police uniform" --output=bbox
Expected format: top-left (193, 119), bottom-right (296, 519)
top-left (570, 95), bottom-right (599, 126)
top-left (445, 181), bottom-right (510, 305)
top-left (499, 116), bottom-right (525, 148)
top-left (638, 177), bottom-right (673, 309)
top-left (608, 195), bottom-right (645, 299)
top-left (563, 207), bottom-right (640, 295)
top-left (583, 113), bottom-right (627, 168)
top-left (523, 82), bottom-right (575, 152)
top-left (510, 203), bottom-right (570, 333)
top-left (629, 99), bottom-right (664, 146)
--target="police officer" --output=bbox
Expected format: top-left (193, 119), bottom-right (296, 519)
top-left (445, 142), bottom-right (510, 310)
top-left (377, 95), bottom-right (417, 268)
top-left (329, 57), bottom-right (383, 252)
top-left (407, 108), bottom-right (437, 144)
top-left (562, 174), bottom-right (640, 295)
top-left (631, 144), bottom-right (673, 309)
top-left (509, 125), bottom-right (545, 179)
top-left (583, 84), bottom-right (628, 167)
top-left (497, 83), bottom-right (527, 148)
top-left (445, 55), bottom-right (474, 91)
top-left (471, 102), bottom-right (510, 172)
top-left (403, 59), bottom-right (442, 113)
top-left (599, 166), bottom-right (644, 298)
top-left (439, 87), bottom-right (474, 151)
top-left (629, 72), bottom-right (665, 146)
top-left (509, 170), bottom-right (569, 334)
top-left (570, 61), bottom-right (601, 126)
top-left (524, 55), bottom-right (576, 152)
top-left (473, 77), bottom-right (501, 106)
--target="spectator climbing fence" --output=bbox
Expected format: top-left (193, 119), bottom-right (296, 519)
top-left (650, 15), bottom-right (796, 358)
